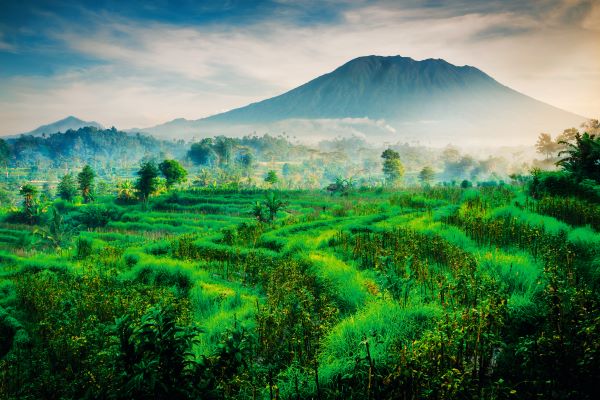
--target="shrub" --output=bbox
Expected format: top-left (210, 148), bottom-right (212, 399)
top-left (75, 237), bottom-right (93, 260)
top-left (74, 204), bottom-right (123, 229)
top-left (529, 170), bottom-right (600, 202)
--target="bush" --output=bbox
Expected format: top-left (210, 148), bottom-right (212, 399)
top-left (460, 179), bottom-right (472, 188)
top-left (529, 170), bottom-right (600, 202)
top-left (75, 236), bottom-right (93, 260)
top-left (127, 261), bottom-right (194, 294)
top-left (74, 204), bottom-right (123, 229)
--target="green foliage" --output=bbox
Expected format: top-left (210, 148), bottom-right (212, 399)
top-left (77, 165), bottom-right (96, 203)
top-left (1, 184), bottom-right (599, 399)
top-left (188, 139), bottom-right (218, 166)
top-left (74, 203), bottom-right (123, 229)
top-left (57, 173), bottom-right (78, 202)
top-left (135, 161), bottom-right (160, 205)
top-left (76, 236), bottom-right (93, 259)
top-left (111, 304), bottom-right (203, 399)
top-left (326, 177), bottom-right (355, 196)
top-left (264, 170), bottom-right (278, 185)
top-left (460, 179), bottom-right (472, 188)
top-left (381, 149), bottom-right (404, 186)
top-left (117, 179), bottom-right (137, 203)
top-left (557, 132), bottom-right (600, 182)
top-left (34, 206), bottom-right (75, 250)
top-left (418, 166), bottom-right (435, 185)
top-left (0, 139), bottom-right (10, 165)
top-left (158, 159), bottom-right (188, 189)
top-left (15, 183), bottom-right (42, 224)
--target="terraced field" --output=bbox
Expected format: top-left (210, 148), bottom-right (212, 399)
top-left (1, 186), bottom-right (599, 399)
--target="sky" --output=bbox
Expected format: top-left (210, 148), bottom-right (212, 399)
top-left (0, 0), bottom-right (599, 135)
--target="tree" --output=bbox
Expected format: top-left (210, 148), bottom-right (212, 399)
top-left (264, 170), bottom-right (278, 186)
top-left (33, 206), bottom-right (74, 251)
top-left (235, 149), bottom-right (254, 171)
top-left (381, 149), bottom-right (404, 186)
top-left (77, 165), bottom-right (96, 203)
top-left (535, 133), bottom-right (560, 159)
top-left (117, 180), bottom-right (137, 202)
top-left (556, 132), bottom-right (600, 182)
top-left (112, 305), bottom-right (203, 399)
top-left (135, 161), bottom-right (160, 206)
top-left (251, 201), bottom-right (268, 223)
top-left (188, 139), bottom-right (217, 166)
top-left (326, 177), bottom-right (354, 196)
top-left (158, 159), bottom-right (188, 189)
top-left (556, 128), bottom-right (579, 145)
top-left (0, 138), bottom-right (10, 179)
top-left (419, 166), bottom-right (435, 186)
top-left (444, 155), bottom-right (475, 179)
top-left (581, 118), bottom-right (600, 135)
top-left (57, 173), bottom-right (78, 202)
top-left (19, 184), bottom-right (38, 224)
top-left (213, 137), bottom-right (236, 167)
top-left (263, 191), bottom-right (287, 222)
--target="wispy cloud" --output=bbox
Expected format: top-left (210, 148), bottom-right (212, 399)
top-left (0, 0), bottom-right (598, 134)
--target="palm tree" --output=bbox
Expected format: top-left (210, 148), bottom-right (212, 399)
top-left (33, 206), bottom-right (75, 252)
top-left (556, 132), bottom-right (600, 182)
top-left (117, 180), bottom-right (136, 201)
top-left (263, 192), bottom-right (287, 222)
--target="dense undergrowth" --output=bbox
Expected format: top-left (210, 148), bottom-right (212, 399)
top-left (0, 185), bottom-right (599, 399)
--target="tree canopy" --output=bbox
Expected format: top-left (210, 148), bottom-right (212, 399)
top-left (381, 149), bottom-right (404, 186)
top-left (556, 132), bottom-right (600, 182)
top-left (135, 161), bottom-right (160, 205)
top-left (158, 159), bottom-right (188, 189)
top-left (57, 173), bottom-right (78, 202)
top-left (77, 165), bottom-right (95, 203)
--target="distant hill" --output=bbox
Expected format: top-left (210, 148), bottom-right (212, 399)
top-left (17, 116), bottom-right (104, 138)
top-left (4, 126), bottom-right (187, 168)
top-left (139, 55), bottom-right (586, 145)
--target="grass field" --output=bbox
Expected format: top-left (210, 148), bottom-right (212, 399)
top-left (1, 185), bottom-right (599, 399)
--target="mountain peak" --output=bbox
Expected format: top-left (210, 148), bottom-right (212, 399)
top-left (205, 54), bottom-right (503, 124)
top-left (139, 54), bottom-right (586, 145)
top-left (16, 116), bottom-right (104, 137)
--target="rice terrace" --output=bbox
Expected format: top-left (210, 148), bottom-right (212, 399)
top-left (0, 1), bottom-right (599, 399)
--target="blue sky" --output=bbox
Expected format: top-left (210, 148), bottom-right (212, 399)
top-left (1, 0), bottom-right (599, 134)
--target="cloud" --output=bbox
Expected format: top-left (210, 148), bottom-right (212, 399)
top-left (0, 0), bottom-right (599, 134)
top-left (0, 32), bottom-right (14, 51)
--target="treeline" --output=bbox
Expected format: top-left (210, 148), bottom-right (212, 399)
top-left (0, 127), bottom-right (530, 186)
top-left (0, 127), bottom-right (187, 171)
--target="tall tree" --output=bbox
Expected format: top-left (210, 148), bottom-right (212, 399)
top-left (381, 149), bottom-right (404, 186)
top-left (158, 159), bottom-right (188, 189)
top-left (264, 170), bottom-right (278, 186)
top-left (135, 161), bottom-right (160, 206)
top-left (419, 166), bottom-right (435, 186)
top-left (0, 138), bottom-right (10, 179)
top-left (117, 180), bottom-right (136, 202)
top-left (581, 118), bottom-right (600, 135)
top-left (556, 128), bottom-right (579, 145)
top-left (535, 133), bottom-right (560, 159)
top-left (213, 137), bottom-right (236, 167)
top-left (557, 132), bottom-right (600, 182)
top-left (19, 184), bottom-right (38, 224)
top-left (57, 173), bottom-right (78, 202)
top-left (77, 165), bottom-right (96, 203)
top-left (188, 139), bottom-right (217, 166)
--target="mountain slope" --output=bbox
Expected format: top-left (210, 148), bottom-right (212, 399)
top-left (21, 116), bottom-right (104, 137)
top-left (141, 55), bottom-right (587, 144)
top-left (206, 56), bottom-right (507, 122)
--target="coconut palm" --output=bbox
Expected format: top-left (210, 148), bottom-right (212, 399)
top-left (556, 132), bottom-right (600, 182)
